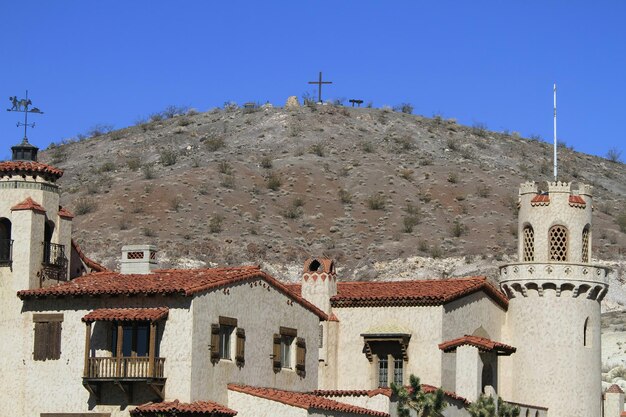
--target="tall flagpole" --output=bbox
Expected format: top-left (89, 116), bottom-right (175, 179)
top-left (553, 83), bottom-right (558, 181)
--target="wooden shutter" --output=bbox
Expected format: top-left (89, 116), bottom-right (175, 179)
top-left (235, 328), bottom-right (245, 367)
top-left (296, 337), bottom-right (306, 377)
top-left (48, 321), bottom-right (62, 360)
top-left (33, 322), bottom-right (48, 361)
top-left (210, 324), bottom-right (220, 364)
top-left (272, 334), bottom-right (281, 372)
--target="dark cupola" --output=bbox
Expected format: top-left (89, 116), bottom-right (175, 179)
top-left (11, 138), bottom-right (39, 162)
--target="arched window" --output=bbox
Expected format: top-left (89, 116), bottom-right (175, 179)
top-left (584, 317), bottom-right (591, 347)
top-left (0, 218), bottom-right (12, 264)
top-left (582, 225), bottom-right (590, 263)
top-left (549, 225), bottom-right (568, 262)
top-left (522, 225), bottom-right (535, 261)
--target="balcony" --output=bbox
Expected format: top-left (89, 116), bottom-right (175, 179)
top-left (0, 239), bottom-right (13, 266)
top-left (82, 308), bottom-right (168, 402)
top-left (40, 242), bottom-right (68, 282)
top-left (85, 356), bottom-right (165, 380)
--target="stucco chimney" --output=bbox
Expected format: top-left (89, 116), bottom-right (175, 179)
top-left (120, 245), bottom-right (158, 274)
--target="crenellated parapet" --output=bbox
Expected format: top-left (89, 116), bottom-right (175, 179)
top-left (500, 262), bottom-right (608, 300)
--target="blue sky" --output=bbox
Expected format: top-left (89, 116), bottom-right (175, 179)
top-left (1, 1), bottom-right (624, 161)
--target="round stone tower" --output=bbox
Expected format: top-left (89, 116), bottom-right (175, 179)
top-left (499, 181), bottom-right (608, 417)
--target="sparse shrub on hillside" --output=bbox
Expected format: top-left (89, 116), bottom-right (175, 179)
top-left (74, 197), bottom-right (97, 216)
top-left (617, 212), bottom-right (626, 233)
top-left (528, 134), bottom-right (543, 142)
top-left (460, 147), bottom-right (474, 160)
top-left (362, 142), bottom-right (374, 153)
top-left (309, 143), bottom-right (325, 157)
top-left (418, 240), bottom-right (429, 252)
top-left (607, 148), bottom-right (623, 163)
top-left (451, 218), bottom-right (466, 237)
top-left (393, 103), bottom-right (413, 114)
top-left (471, 122), bottom-right (488, 137)
top-left (292, 196), bottom-right (305, 208)
top-left (266, 171), bottom-right (282, 191)
top-left (260, 156), bottom-right (273, 169)
top-left (178, 117), bottom-right (192, 126)
top-left (403, 203), bottom-right (421, 233)
top-left (399, 169), bottom-right (413, 181)
top-left (429, 245), bottom-right (443, 258)
top-left (218, 161), bottom-right (233, 175)
top-left (209, 215), bottom-right (224, 234)
top-left (220, 175), bottom-right (236, 189)
top-left (162, 105), bottom-right (189, 119)
top-left (118, 218), bottom-right (129, 231)
top-left (302, 91), bottom-right (317, 106)
top-left (170, 195), bottom-right (183, 212)
top-left (223, 101), bottom-right (238, 112)
top-left (142, 227), bottom-right (156, 237)
top-left (51, 148), bottom-right (67, 164)
top-left (127, 157), bottom-right (141, 171)
top-left (142, 164), bottom-right (155, 180)
top-left (446, 138), bottom-right (460, 151)
top-left (282, 205), bottom-right (302, 220)
top-left (87, 124), bottom-right (114, 138)
top-left (160, 149), bottom-right (178, 166)
top-left (476, 184), bottom-right (491, 198)
top-left (198, 183), bottom-right (209, 196)
top-left (366, 193), bottom-right (386, 210)
top-left (205, 137), bottom-right (225, 152)
top-left (338, 189), bottom-right (353, 204)
top-left (99, 161), bottom-right (116, 173)
top-left (447, 172), bottom-right (458, 183)
top-left (394, 136), bottom-right (413, 152)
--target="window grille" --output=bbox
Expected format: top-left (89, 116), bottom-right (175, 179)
top-left (549, 225), bottom-right (568, 262)
top-left (582, 227), bottom-right (590, 263)
top-left (127, 251), bottom-right (144, 260)
top-left (522, 225), bottom-right (535, 262)
top-left (378, 356), bottom-right (388, 387)
top-left (393, 358), bottom-right (403, 386)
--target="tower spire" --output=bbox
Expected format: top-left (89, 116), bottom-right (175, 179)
top-left (553, 83), bottom-right (557, 181)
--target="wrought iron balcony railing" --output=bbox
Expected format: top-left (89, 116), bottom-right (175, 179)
top-left (0, 239), bottom-right (13, 266)
top-left (42, 242), bottom-right (67, 268)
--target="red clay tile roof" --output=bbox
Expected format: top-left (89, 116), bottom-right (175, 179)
top-left (0, 160), bottom-right (63, 179)
top-left (420, 384), bottom-right (470, 405)
top-left (569, 195), bottom-right (586, 208)
top-left (11, 197), bottom-right (46, 214)
top-left (58, 205), bottom-right (75, 219)
top-left (330, 277), bottom-right (508, 309)
top-left (313, 388), bottom-right (392, 398)
top-left (71, 239), bottom-right (108, 272)
top-left (621, 412), bottom-right (626, 417)
top-left (131, 400), bottom-right (237, 416)
top-left (17, 266), bottom-right (327, 320)
top-left (438, 335), bottom-right (516, 355)
top-left (530, 193), bottom-right (550, 206)
top-left (607, 384), bottom-right (624, 394)
top-left (228, 385), bottom-right (389, 417)
top-left (83, 307), bottom-right (169, 323)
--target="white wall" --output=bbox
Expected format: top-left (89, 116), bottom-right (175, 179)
top-left (190, 279), bottom-right (321, 405)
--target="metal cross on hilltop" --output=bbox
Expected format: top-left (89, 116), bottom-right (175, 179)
top-left (308, 72), bottom-right (333, 103)
top-left (7, 90), bottom-right (44, 143)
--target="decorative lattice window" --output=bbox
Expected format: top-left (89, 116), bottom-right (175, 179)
top-left (127, 251), bottom-right (144, 259)
top-left (582, 226), bottom-right (590, 263)
top-left (522, 225), bottom-right (535, 262)
top-left (549, 225), bottom-right (568, 262)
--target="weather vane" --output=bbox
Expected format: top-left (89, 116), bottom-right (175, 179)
top-left (7, 90), bottom-right (44, 143)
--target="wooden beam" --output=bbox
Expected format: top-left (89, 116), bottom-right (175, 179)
top-left (148, 381), bottom-right (165, 400)
top-left (148, 322), bottom-right (156, 377)
top-left (116, 323), bottom-right (123, 377)
top-left (84, 322), bottom-right (91, 377)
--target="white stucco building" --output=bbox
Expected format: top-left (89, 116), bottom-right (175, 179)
top-left (0, 139), bottom-right (617, 417)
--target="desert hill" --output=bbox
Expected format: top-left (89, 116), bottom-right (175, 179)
top-left (40, 104), bottom-right (625, 288)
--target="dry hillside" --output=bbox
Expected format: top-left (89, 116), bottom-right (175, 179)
top-left (40, 104), bottom-right (626, 286)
